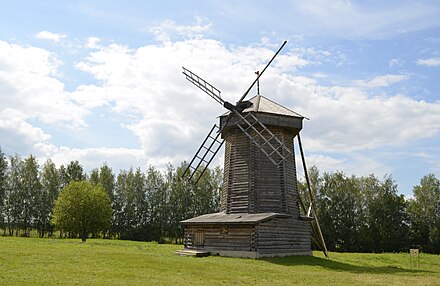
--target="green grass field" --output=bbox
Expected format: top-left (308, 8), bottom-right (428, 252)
top-left (1, 237), bottom-right (439, 285)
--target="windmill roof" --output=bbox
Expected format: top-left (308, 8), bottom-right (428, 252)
top-left (222, 95), bottom-right (305, 118)
top-left (181, 212), bottom-right (290, 225)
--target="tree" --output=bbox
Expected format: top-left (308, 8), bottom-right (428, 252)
top-left (0, 147), bottom-right (8, 234)
top-left (89, 163), bottom-right (115, 237)
top-left (97, 164), bottom-right (115, 203)
top-left (130, 168), bottom-right (148, 240)
top-left (317, 171), bottom-right (364, 252)
top-left (38, 159), bottom-right (61, 237)
top-left (113, 167), bottom-right (154, 241)
top-left (89, 168), bottom-right (100, 185)
top-left (21, 155), bottom-right (42, 236)
top-left (113, 170), bottom-right (128, 238)
top-left (60, 160), bottom-right (86, 187)
top-left (6, 154), bottom-right (24, 236)
top-left (408, 174), bottom-right (440, 253)
top-left (146, 166), bottom-right (168, 242)
top-left (298, 165), bottom-right (321, 219)
top-left (166, 163), bottom-right (222, 243)
top-left (167, 163), bottom-right (193, 243)
top-left (193, 165), bottom-right (222, 215)
top-left (308, 167), bottom-right (410, 253)
top-left (359, 175), bottom-right (408, 252)
top-left (52, 181), bottom-right (112, 242)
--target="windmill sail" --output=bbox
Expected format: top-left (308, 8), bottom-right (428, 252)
top-left (236, 40), bottom-right (287, 104)
top-left (182, 67), bottom-right (224, 106)
top-left (182, 124), bottom-right (224, 184)
top-left (230, 109), bottom-right (292, 166)
top-left (182, 41), bottom-right (290, 180)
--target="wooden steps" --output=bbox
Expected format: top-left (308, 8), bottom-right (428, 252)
top-left (174, 249), bottom-right (211, 257)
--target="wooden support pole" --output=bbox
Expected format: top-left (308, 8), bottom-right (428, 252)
top-left (297, 132), bottom-right (329, 258)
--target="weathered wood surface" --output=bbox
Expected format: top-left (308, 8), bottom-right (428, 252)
top-left (183, 216), bottom-right (311, 255)
top-left (184, 225), bottom-right (255, 251)
top-left (183, 110), bottom-right (311, 257)
top-left (255, 217), bottom-right (310, 253)
top-left (221, 124), bottom-right (300, 216)
top-left (174, 249), bottom-right (211, 257)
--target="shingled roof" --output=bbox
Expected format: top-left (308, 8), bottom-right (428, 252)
top-left (222, 95), bottom-right (305, 118)
top-left (181, 212), bottom-right (290, 225)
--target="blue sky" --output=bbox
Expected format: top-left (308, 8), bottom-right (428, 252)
top-left (0, 0), bottom-right (439, 196)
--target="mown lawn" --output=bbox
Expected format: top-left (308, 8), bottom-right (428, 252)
top-left (0, 237), bottom-right (439, 285)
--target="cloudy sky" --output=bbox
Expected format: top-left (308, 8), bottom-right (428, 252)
top-left (0, 0), bottom-right (439, 195)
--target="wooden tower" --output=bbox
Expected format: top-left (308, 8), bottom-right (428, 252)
top-left (178, 41), bottom-right (327, 258)
top-left (181, 95), bottom-right (312, 258)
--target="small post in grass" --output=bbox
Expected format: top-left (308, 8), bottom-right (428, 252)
top-left (410, 247), bottom-right (420, 268)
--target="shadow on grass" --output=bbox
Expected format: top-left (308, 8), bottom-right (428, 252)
top-left (261, 255), bottom-right (431, 274)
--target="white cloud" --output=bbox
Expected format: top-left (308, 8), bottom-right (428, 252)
top-left (0, 108), bottom-right (51, 151)
top-left (2, 36), bottom-right (440, 179)
top-left (0, 40), bottom-right (61, 75)
top-left (72, 39), bottom-right (246, 166)
top-left (355, 74), bottom-right (409, 88)
top-left (71, 38), bottom-right (440, 170)
top-left (149, 17), bottom-right (212, 43)
top-left (311, 73), bottom-right (328, 79)
top-left (46, 146), bottom-right (145, 173)
top-left (0, 41), bottom-right (87, 126)
top-left (35, 30), bottom-right (67, 42)
top-left (300, 154), bottom-right (345, 174)
top-left (262, 70), bottom-right (440, 155)
top-left (389, 58), bottom-right (404, 68)
top-left (292, 47), bottom-right (333, 66)
top-left (0, 40), bottom-right (89, 160)
top-left (301, 152), bottom-right (388, 179)
top-left (85, 37), bottom-right (101, 49)
top-left (417, 57), bottom-right (440, 67)
top-left (295, 84), bottom-right (440, 153)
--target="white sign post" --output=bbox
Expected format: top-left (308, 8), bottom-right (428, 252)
top-left (410, 248), bottom-right (420, 268)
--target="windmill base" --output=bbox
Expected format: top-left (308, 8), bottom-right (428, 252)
top-left (208, 249), bottom-right (311, 258)
top-left (181, 212), bottom-right (311, 258)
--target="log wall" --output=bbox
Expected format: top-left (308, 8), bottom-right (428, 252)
top-left (183, 216), bottom-right (311, 256)
top-left (221, 129), bottom-right (252, 213)
top-left (221, 123), bottom-right (300, 216)
top-left (183, 111), bottom-right (311, 257)
top-left (255, 217), bottom-right (311, 255)
top-left (184, 225), bottom-right (255, 252)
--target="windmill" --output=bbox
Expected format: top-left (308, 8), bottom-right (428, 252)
top-left (178, 41), bottom-right (328, 258)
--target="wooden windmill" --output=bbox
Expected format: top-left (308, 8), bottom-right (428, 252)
top-left (179, 41), bottom-right (328, 258)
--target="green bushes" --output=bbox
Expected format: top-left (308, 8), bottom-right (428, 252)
top-left (52, 181), bottom-right (112, 242)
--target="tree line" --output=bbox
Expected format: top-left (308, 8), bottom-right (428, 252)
top-left (299, 167), bottom-right (440, 254)
top-left (0, 147), bottom-right (221, 243)
top-left (0, 147), bottom-right (439, 253)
